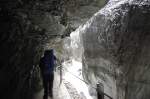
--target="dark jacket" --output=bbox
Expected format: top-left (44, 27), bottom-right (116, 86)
top-left (39, 50), bottom-right (56, 76)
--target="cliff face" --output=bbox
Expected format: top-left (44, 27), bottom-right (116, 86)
top-left (0, 0), bottom-right (106, 99)
top-left (0, 1), bottom-right (61, 99)
top-left (75, 0), bottom-right (150, 99)
top-left (2, 0), bottom-right (150, 99)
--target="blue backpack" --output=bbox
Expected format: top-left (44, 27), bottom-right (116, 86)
top-left (43, 50), bottom-right (55, 75)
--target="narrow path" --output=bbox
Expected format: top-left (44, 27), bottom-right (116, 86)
top-left (34, 60), bottom-right (93, 99)
top-left (63, 60), bottom-right (93, 99)
top-left (64, 80), bottom-right (85, 99)
top-left (33, 72), bottom-right (70, 99)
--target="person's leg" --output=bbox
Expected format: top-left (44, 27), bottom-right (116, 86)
top-left (49, 73), bottom-right (54, 98)
top-left (43, 76), bottom-right (48, 99)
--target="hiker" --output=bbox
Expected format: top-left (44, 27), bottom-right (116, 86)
top-left (39, 49), bottom-right (57, 99)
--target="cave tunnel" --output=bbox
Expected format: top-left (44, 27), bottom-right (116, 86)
top-left (0, 0), bottom-right (150, 99)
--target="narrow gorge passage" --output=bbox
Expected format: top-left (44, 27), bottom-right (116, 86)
top-left (33, 60), bottom-right (92, 99)
top-left (34, 29), bottom-right (94, 99)
top-left (0, 0), bottom-right (150, 99)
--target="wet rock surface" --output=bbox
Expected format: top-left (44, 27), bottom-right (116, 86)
top-left (75, 0), bottom-right (150, 99)
top-left (2, 0), bottom-right (150, 99)
top-left (0, 0), bottom-right (106, 99)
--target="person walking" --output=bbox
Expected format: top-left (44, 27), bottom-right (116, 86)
top-left (39, 49), bottom-right (56, 99)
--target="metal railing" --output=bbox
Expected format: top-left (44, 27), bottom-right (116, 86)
top-left (56, 65), bottom-right (113, 99)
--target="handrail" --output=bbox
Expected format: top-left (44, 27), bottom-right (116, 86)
top-left (56, 65), bottom-right (113, 99)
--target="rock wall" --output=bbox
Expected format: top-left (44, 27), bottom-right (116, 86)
top-left (0, 0), bottom-right (107, 99)
top-left (0, 0), bottom-right (64, 99)
top-left (76, 0), bottom-right (150, 99)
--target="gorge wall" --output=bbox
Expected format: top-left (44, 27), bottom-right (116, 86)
top-left (1, 0), bottom-right (150, 99)
top-left (0, 0), bottom-right (106, 99)
top-left (76, 0), bottom-right (150, 99)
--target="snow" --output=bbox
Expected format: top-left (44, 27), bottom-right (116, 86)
top-left (63, 59), bottom-right (93, 99)
top-left (34, 59), bottom-right (93, 99)
top-left (33, 71), bottom-right (71, 99)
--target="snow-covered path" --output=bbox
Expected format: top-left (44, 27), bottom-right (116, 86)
top-left (63, 60), bottom-right (93, 99)
top-left (33, 71), bottom-right (71, 99)
top-left (34, 60), bottom-right (93, 99)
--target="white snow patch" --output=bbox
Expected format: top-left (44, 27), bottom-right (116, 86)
top-left (63, 59), bottom-right (93, 99)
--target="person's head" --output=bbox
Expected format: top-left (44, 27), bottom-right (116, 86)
top-left (44, 49), bottom-right (54, 57)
